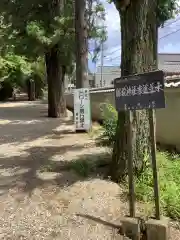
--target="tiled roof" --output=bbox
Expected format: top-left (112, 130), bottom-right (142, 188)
top-left (108, 71), bottom-right (180, 89)
top-left (164, 71), bottom-right (180, 76)
top-left (164, 72), bottom-right (180, 88)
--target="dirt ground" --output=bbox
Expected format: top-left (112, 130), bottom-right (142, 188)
top-left (0, 101), bottom-right (179, 240)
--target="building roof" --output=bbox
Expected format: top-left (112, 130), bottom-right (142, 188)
top-left (110, 71), bottom-right (180, 88)
top-left (164, 73), bottom-right (180, 88)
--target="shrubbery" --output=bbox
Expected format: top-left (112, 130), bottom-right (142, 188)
top-left (100, 103), bottom-right (180, 220)
top-left (96, 103), bottom-right (117, 148)
top-left (136, 152), bottom-right (180, 219)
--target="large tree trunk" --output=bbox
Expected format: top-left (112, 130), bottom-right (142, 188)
top-left (45, 0), bottom-right (66, 118)
top-left (111, 0), bottom-right (157, 182)
top-left (75, 0), bottom-right (88, 88)
top-left (45, 45), bottom-right (66, 118)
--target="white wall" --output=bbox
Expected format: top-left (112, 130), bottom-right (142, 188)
top-left (95, 66), bottom-right (121, 87)
top-left (65, 87), bottom-right (180, 151)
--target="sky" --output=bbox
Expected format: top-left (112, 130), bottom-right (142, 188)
top-left (88, 1), bottom-right (180, 72)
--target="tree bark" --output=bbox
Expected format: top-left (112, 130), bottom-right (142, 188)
top-left (111, 0), bottom-right (157, 182)
top-left (44, 0), bottom-right (66, 118)
top-left (45, 45), bottom-right (66, 118)
top-left (27, 79), bottom-right (36, 101)
top-left (75, 0), bottom-right (88, 88)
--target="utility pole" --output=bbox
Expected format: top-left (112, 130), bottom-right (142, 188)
top-left (100, 40), bottom-right (104, 87)
top-left (100, 22), bottom-right (106, 87)
top-left (75, 0), bottom-right (88, 88)
top-left (94, 39), bottom-right (97, 88)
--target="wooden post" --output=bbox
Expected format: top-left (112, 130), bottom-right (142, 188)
top-left (148, 109), bottom-right (160, 220)
top-left (114, 71), bottom-right (164, 220)
top-left (127, 110), bottom-right (135, 217)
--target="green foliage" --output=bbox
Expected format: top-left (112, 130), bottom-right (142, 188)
top-left (0, 0), bottom-right (107, 96)
top-left (31, 57), bottom-right (46, 83)
top-left (107, 0), bottom-right (179, 27)
top-left (40, 153), bottom-right (111, 178)
top-left (157, 0), bottom-right (179, 26)
top-left (97, 103), bottom-right (117, 148)
top-left (0, 50), bottom-right (46, 101)
top-left (109, 0), bottom-right (179, 26)
top-left (0, 0), bottom-right (106, 64)
top-left (0, 53), bottom-right (32, 87)
top-left (68, 159), bottom-right (96, 177)
top-left (99, 105), bottom-right (180, 220)
top-left (136, 152), bottom-right (180, 220)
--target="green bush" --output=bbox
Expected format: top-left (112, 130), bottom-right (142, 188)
top-left (136, 152), bottom-right (180, 220)
top-left (98, 103), bottom-right (180, 220)
top-left (97, 103), bottom-right (117, 148)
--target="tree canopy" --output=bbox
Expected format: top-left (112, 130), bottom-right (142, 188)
top-left (111, 0), bottom-right (179, 26)
top-left (0, 0), bottom-right (106, 62)
top-left (0, 0), bottom-right (106, 102)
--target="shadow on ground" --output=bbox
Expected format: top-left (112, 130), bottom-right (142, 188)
top-left (0, 146), bottom-right (111, 196)
top-left (0, 101), bottom-right (73, 144)
top-left (76, 214), bottom-right (131, 239)
top-left (0, 101), bottom-right (112, 199)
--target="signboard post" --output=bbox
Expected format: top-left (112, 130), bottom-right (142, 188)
top-left (114, 70), bottom-right (165, 220)
top-left (127, 110), bottom-right (135, 217)
top-left (149, 109), bottom-right (160, 219)
top-left (74, 88), bottom-right (91, 132)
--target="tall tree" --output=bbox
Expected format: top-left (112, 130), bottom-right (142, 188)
top-left (0, 0), bottom-right (106, 117)
top-left (75, 0), bottom-right (88, 88)
top-left (110, 0), bottom-right (178, 182)
top-left (75, 0), bottom-right (106, 88)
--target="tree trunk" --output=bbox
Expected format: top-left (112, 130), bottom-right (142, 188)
top-left (45, 45), bottom-right (67, 118)
top-left (111, 0), bottom-right (157, 182)
top-left (75, 0), bottom-right (88, 88)
top-left (27, 79), bottom-right (36, 101)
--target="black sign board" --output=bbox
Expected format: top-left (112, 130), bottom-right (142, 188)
top-left (114, 70), bottom-right (165, 111)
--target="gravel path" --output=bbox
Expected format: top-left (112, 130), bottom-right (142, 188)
top-left (0, 101), bottom-right (179, 239)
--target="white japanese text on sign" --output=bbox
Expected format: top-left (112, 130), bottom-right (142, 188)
top-left (116, 82), bottom-right (163, 98)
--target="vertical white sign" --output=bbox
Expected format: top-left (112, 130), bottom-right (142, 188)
top-left (74, 88), bottom-right (91, 131)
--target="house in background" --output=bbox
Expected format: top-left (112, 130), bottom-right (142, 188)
top-left (95, 53), bottom-right (180, 87)
top-left (65, 69), bottom-right (95, 91)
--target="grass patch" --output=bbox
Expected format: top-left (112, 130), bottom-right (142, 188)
top-left (40, 153), bottom-right (111, 178)
top-left (66, 159), bottom-right (97, 177)
top-left (39, 161), bottom-right (57, 172)
top-left (136, 151), bottom-right (180, 220)
top-left (88, 123), bottom-right (103, 139)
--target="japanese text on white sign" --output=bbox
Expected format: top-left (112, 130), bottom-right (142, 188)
top-left (74, 88), bottom-right (91, 131)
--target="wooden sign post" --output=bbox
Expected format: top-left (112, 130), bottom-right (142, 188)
top-left (149, 109), bottom-right (160, 219)
top-left (114, 70), bottom-right (165, 219)
top-left (127, 110), bottom-right (135, 217)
